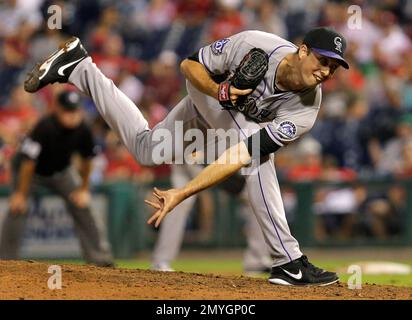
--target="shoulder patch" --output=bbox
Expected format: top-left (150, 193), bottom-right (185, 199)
top-left (277, 120), bottom-right (297, 139)
top-left (211, 39), bottom-right (230, 55)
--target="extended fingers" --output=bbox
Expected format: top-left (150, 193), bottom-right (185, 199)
top-left (155, 211), bottom-right (167, 228)
top-left (145, 199), bottom-right (161, 209)
top-left (153, 191), bottom-right (161, 200)
top-left (154, 187), bottom-right (163, 194)
top-left (147, 211), bottom-right (160, 225)
top-left (147, 208), bottom-right (167, 228)
top-left (153, 187), bottom-right (165, 200)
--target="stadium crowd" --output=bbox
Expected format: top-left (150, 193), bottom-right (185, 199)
top-left (1, 0), bottom-right (411, 241)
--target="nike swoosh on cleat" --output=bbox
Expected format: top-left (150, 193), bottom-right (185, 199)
top-left (38, 38), bottom-right (80, 80)
top-left (57, 58), bottom-right (85, 77)
top-left (280, 267), bottom-right (303, 280)
top-left (39, 49), bottom-right (64, 80)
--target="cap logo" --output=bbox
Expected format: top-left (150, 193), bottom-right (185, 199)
top-left (334, 37), bottom-right (342, 53)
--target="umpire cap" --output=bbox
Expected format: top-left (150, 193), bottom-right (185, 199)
top-left (57, 90), bottom-right (81, 111)
top-left (303, 27), bottom-right (349, 69)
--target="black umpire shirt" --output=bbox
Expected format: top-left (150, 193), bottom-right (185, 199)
top-left (17, 114), bottom-right (96, 176)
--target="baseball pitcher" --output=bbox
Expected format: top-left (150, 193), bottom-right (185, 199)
top-left (24, 27), bottom-right (348, 286)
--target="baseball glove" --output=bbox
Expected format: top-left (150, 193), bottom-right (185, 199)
top-left (218, 47), bottom-right (269, 110)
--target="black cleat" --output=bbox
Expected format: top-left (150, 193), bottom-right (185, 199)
top-left (24, 36), bottom-right (88, 93)
top-left (269, 255), bottom-right (339, 286)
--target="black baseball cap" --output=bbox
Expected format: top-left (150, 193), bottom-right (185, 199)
top-left (57, 90), bottom-right (81, 111)
top-left (303, 27), bottom-right (349, 69)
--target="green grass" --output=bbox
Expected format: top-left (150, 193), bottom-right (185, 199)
top-left (45, 257), bottom-right (412, 287)
top-left (312, 258), bottom-right (412, 287)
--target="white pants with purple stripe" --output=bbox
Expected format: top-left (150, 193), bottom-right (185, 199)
top-left (69, 58), bottom-right (303, 267)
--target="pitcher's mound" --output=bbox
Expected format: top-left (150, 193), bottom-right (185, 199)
top-left (0, 261), bottom-right (410, 300)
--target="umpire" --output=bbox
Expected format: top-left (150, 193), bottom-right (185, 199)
top-left (0, 90), bottom-right (113, 266)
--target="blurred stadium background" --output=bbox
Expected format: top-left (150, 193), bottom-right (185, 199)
top-left (0, 0), bottom-right (412, 284)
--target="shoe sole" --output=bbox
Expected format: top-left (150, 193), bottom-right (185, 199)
top-left (268, 278), bottom-right (339, 287)
top-left (24, 37), bottom-right (80, 93)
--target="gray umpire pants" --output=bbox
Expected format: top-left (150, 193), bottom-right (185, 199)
top-left (152, 164), bottom-right (271, 271)
top-left (69, 58), bottom-right (303, 267)
top-left (0, 166), bottom-right (113, 265)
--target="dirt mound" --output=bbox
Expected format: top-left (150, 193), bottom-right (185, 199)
top-left (0, 261), bottom-right (410, 300)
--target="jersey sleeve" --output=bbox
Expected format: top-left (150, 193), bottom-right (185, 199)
top-left (264, 101), bottom-right (320, 148)
top-left (198, 31), bottom-right (256, 76)
top-left (244, 127), bottom-right (282, 159)
top-left (244, 88), bottom-right (321, 158)
top-left (244, 111), bottom-right (319, 159)
top-left (244, 109), bottom-right (319, 159)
